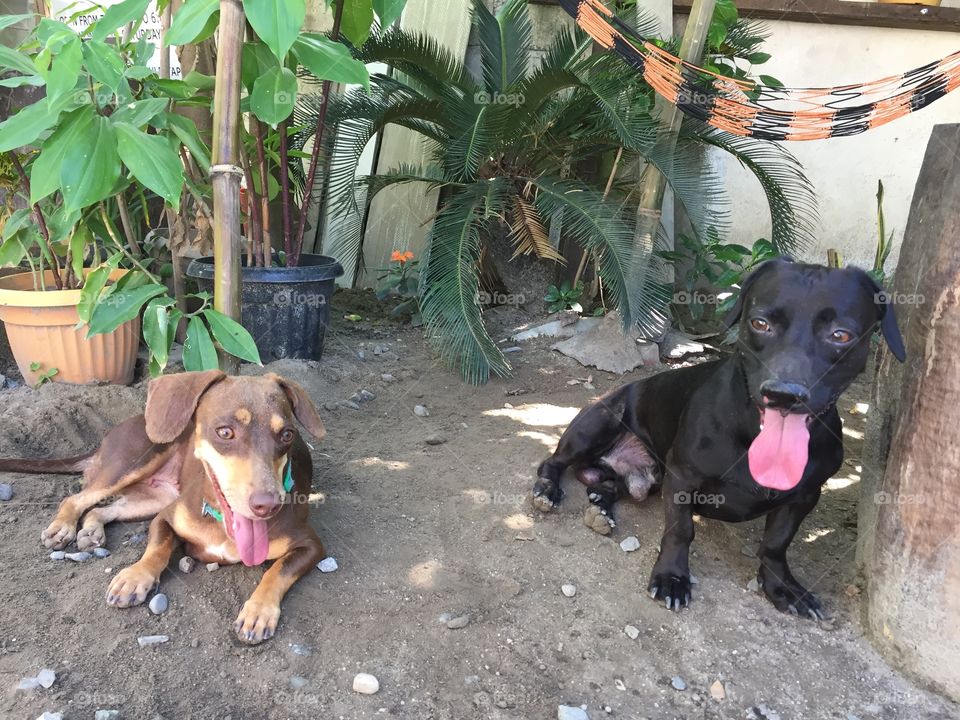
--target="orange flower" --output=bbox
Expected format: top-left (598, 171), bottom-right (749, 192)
top-left (391, 250), bottom-right (415, 264)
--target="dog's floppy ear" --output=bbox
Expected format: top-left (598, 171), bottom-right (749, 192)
top-left (144, 370), bottom-right (226, 443)
top-left (857, 271), bottom-right (906, 363)
top-left (722, 257), bottom-right (793, 329)
top-left (268, 373), bottom-right (326, 440)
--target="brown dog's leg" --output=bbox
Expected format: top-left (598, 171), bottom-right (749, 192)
top-left (106, 511), bottom-right (179, 608)
top-left (77, 484), bottom-right (178, 551)
top-left (234, 533), bottom-right (324, 644)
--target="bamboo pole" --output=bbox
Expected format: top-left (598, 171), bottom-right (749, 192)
top-left (210, 0), bottom-right (246, 373)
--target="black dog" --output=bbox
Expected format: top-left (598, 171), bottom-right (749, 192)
top-left (532, 260), bottom-right (905, 618)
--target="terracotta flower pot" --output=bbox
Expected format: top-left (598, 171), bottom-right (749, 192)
top-left (0, 269), bottom-right (139, 387)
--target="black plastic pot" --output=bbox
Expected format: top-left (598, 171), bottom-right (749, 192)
top-left (186, 254), bottom-right (344, 362)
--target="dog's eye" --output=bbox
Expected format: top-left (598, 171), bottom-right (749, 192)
top-left (831, 329), bottom-right (854, 344)
top-left (279, 428), bottom-right (295, 443)
top-left (750, 318), bottom-right (771, 333)
top-left (216, 427), bottom-right (235, 440)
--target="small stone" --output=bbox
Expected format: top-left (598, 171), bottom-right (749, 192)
top-left (503, 346), bottom-right (522, 354)
top-left (446, 614), bottom-right (471, 629)
top-left (137, 635), bottom-right (169, 648)
top-left (624, 625), bottom-right (640, 640)
top-left (93, 548), bottom-right (111, 558)
top-left (425, 434), bottom-right (447, 446)
top-left (844, 584), bottom-right (861, 597)
top-left (49, 551), bottom-right (65, 561)
top-left (689, 573), bottom-right (699, 585)
top-left (414, 404), bottom-right (430, 417)
top-left (353, 672), bottom-right (380, 694)
top-left (65, 551), bottom-right (92, 562)
top-left (583, 382), bottom-right (595, 391)
top-left (561, 584), bottom-right (577, 598)
top-left (291, 643), bottom-right (313, 656)
top-left (614, 679), bottom-right (626, 691)
top-left (323, 402), bottom-right (339, 412)
top-left (381, 373), bottom-right (396, 383)
top-left (747, 578), bottom-right (761, 593)
top-left (127, 533), bottom-right (146, 545)
top-left (339, 400), bottom-right (361, 411)
top-left (18, 677), bottom-right (41, 690)
top-left (190, 638), bottom-right (200, 648)
top-left (557, 706), bottom-right (589, 720)
top-left (36, 669), bottom-right (56, 688)
top-left (289, 676), bottom-right (308, 690)
top-left (356, 389), bottom-right (376, 402)
top-left (149, 593), bottom-right (169, 615)
top-left (0, 483), bottom-right (13, 501)
top-left (206, 562), bottom-right (220, 572)
top-left (36, 713), bottom-right (62, 720)
top-left (317, 557), bottom-right (339, 573)
top-left (619, 536), bottom-right (641, 552)
top-left (671, 676), bottom-right (687, 691)
top-left (95, 711), bottom-right (120, 720)
top-left (741, 545), bottom-right (757, 558)
top-left (709, 680), bottom-right (726, 700)
top-left (178, 557), bottom-right (196, 574)
top-left (373, 345), bottom-right (387, 355)
top-left (357, 350), bottom-right (366, 360)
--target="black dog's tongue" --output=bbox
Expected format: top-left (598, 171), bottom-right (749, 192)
top-left (748, 409), bottom-right (810, 491)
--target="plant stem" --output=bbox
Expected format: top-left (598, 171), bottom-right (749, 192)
top-left (254, 118), bottom-right (271, 267)
top-left (8, 152), bottom-right (63, 289)
top-left (240, 146), bottom-right (264, 266)
top-left (115, 192), bottom-right (142, 256)
top-left (279, 120), bottom-right (293, 259)
top-left (99, 202), bottom-right (161, 283)
top-left (293, 0), bottom-right (345, 265)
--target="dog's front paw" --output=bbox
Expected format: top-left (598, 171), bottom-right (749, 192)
top-left (106, 565), bottom-right (157, 608)
top-left (583, 504), bottom-right (615, 535)
top-left (234, 599), bottom-right (281, 644)
top-left (41, 520), bottom-right (76, 550)
top-left (76, 523), bottom-right (105, 551)
top-left (531, 477), bottom-right (562, 513)
top-left (648, 570), bottom-right (692, 611)
top-left (757, 569), bottom-right (826, 621)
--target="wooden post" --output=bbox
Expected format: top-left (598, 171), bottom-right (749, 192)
top-left (859, 124), bottom-right (960, 702)
top-left (210, 0), bottom-right (245, 374)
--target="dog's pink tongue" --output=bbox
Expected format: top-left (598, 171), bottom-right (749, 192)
top-left (748, 410), bottom-right (810, 491)
top-left (232, 514), bottom-right (269, 566)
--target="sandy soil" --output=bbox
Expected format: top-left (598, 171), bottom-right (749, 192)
top-left (0, 291), bottom-right (957, 720)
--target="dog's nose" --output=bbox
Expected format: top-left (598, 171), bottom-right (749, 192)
top-left (759, 380), bottom-right (810, 408)
top-left (249, 492), bottom-right (281, 518)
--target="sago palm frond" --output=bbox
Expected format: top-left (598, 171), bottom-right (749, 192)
top-left (508, 192), bottom-right (564, 262)
top-left (473, 0), bottom-right (532, 94)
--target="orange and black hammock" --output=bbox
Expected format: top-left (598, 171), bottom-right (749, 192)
top-left (561, 0), bottom-right (960, 140)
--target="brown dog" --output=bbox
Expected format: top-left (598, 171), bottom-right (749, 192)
top-left (0, 370), bottom-right (327, 644)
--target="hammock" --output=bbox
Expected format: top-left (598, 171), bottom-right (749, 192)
top-left (560, 0), bottom-right (960, 140)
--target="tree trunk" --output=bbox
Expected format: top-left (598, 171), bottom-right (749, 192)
top-left (859, 123), bottom-right (960, 702)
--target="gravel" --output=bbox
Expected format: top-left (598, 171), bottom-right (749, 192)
top-left (352, 673), bottom-right (380, 694)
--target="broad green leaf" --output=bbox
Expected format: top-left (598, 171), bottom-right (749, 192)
top-left (0, 234), bottom-right (28, 267)
top-left (0, 45), bottom-right (38, 76)
top-left (82, 40), bottom-right (125, 91)
top-left (339, 0), bottom-right (374, 48)
top-left (143, 296), bottom-right (178, 369)
top-left (243, 0), bottom-right (305, 61)
top-left (115, 122), bottom-right (184, 210)
top-left (165, 113), bottom-right (211, 172)
top-left (69, 223), bottom-right (91, 280)
top-left (292, 33), bottom-right (369, 88)
top-left (76, 254), bottom-right (122, 323)
top-left (91, 0), bottom-right (152, 41)
top-left (29, 105), bottom-right (94, 202)
top-left (373, 0), bottom-right (406, 28)
top-left (2, 208), bottom-right (32, 240)
top-left (42, 35), bottom-right (82, 107)
top-left (165, 0), bottom-right (219, 46)
top-left (184, 70), bottom-right (215, 90)
top-left (241, 41), bottom-right (278, 93)
top-left (183, 315), bottom-right (219, 370)
top-left (250, 65), bottom-right (298, 125)
top-left (759, 74), bottom-right (783, 88)
top-left (148, 78), bottom-right (196, 99)
top-left (60, 114), bottom-right (121, 212)
top-left (0, 74), bottom-right (44, 88)
top-left (203, 309), bottom-right (262, 364)
top-left (747, 52), bottom-right (771, 65)
top-left (88, 283), bottom-right (166, 335)
top-left (111, 98), bottom-right (169, 127)
top-left (0, 98), bottom-right (59, 153)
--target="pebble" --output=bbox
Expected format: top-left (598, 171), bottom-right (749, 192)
top-left (137, 635), bottom-right (169, 648)
top-left (289, 676), bottom-right (308, 690)
top-left (36, 713), bottom-right (62, 720)
top-left (178, 557), bottom-right (196, 574)
top-left (36, 669), bottom-right (56, 689)
top-left (323, 402), bottom-right (339, 412)
top-left (95, 711), bottom-right (120, 720)
top-left (381, 373), bottom-right (396, 383)
top-left (614, 679), bottom-right (626, 691)
top-left (619, 536), bottom-right (641, 552)
top-left (190, 638), bottom-right (200, 648)
top-left (291, 643), bottom-right (313, 656)
top-left (414, 404), bottom-right (430, 417)
top-left (355, 389), bottom-right (376, 402)
top-left (65, 552), bottom-right (92, 562)
top-left (748, 704), bottom-right (782, 720)
top-left (747, 578), bottom-right (761, 592)
top-left (583, 382), bottom-right (595, 391)
top-left (339, 400), bottom-right (361, 411)
top-left (93, 548), bottom-right (111, 558)
top-left (557, 706), bottom-right (589, 720)
top-left (503, 346), bottom-right (522, 354)
top-left (741, 545), bottom-right (758, 558)
top-left (352, 672), bottom-right (380, 694)
top-left (0, 483), bottom-right (12, 501)
top-left (623, 625), bottom-right (640, 640)
top-left (373, 345), bottom-right (388, 355)
top-left (317, 557), bottom-right (339, 573)
top-left (561, 584), bottom-right (577, 598)
top-left (357, 350), bottom-right (366, 360)
top-left (446, 614), bottom-right (471, 629)
top-left (425, 434), bottom-right (447, 446)
top-left (17, 677), bottom-right (41, 690)
top-left (49, 551), bottom-right (65, 561)
top-left (206, 562), bottom-right (220, 572)
top-left (149, 593), bottom-right (169, 615)
top-left (709, 680), bottom-right (726, 700)
top-left (671, 676), bottom-right (687, 691)
top-left (127, 533), bottom-right (146, 545)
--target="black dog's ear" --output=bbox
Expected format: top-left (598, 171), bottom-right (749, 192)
top-left (722, 257), bottom-right (793, 329)
top-left (857, 272), bottom-right (906, 363)
top-left (144, 370), bottom-right (226, 443)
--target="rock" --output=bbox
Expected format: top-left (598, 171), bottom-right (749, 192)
top-left (36, 669), bottom-right (56, 689)
top-left (446, 614), bottom-right (471, 630)
top-left (658, 329), bottom-right (707, 361)
top-left (0, 483), bottom-right (12, 501)
top-left (381, 373), bottom-right (396, 383)
top-left (373, 345), bottom-right (388, 355)
top-left (614, 679), bottom-right (626, 691)
top-left (206, 562), bottom-right (220, 572)
top-left (557, 705), bottom-right (589, 720)
top-left (323, 402), bottom-right (339, 412)
top-left (748, 704), bottom-right (782, 720)
top-left (95, 711), bottom-right (121, 720)
top-left (352, 672), bottom-right (380, 694)
top-left (49, 551), bottom-right (65, 561)
top-left (357, 350), bottom-right (366, 360)
top-left (190, 638), bottom-right (200, 648)
top-left (338, 400), bottom-right (361, 411)
top-left (17, 677), bottom-right (41, 690)
top-left (624, 625), bottom-right (640, 640)
top-left (36, 713), bottom-right (62, 720)
top-left (561, 584), bottom-right (577, 598)
top-left (747, 578), bottom-right (761, 593)
top-left (93, 548), bottom-right (111, 558)
top-left (414, 404), bottom-right (430, 417)
top-left (289, 676), bottom-right (308, 690)
top-left (355, 389), bottom-right (376, 402)
top-left (671, 676), bottom-right (687, 691)
top-left (552, 311), bottom-right (660, 373)
top-left (317, 557), bottom-right (339, 573)
top-left (149, 593), bottom-right (169, 615)
top-left (65, 552), bottom-right (92, 562)
top-left (503, 346), bottom-right (522, 354)
top-left (137, 635), bottom-right (169, 648)
top-left (741, 545), bottom-right (758, 558)
top-left (178, 557), bottom-right (196, 574)
top-left (512, 317), bottom-right (603, 342)
top-left (583, 382), bottom-right (595, 391)
top-left (619, 536), bottom-right (641, 552)
top-left (425, 434), bottom-right (447, 446)
top-left (709, 680), bottom-right (726, 700)
top-left (127, 533), bottom-right (147, 545)
top-left (291, 643), bottom-right (313, 656)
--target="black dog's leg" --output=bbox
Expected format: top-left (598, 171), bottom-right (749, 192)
top-left (583, 479), bottom-right (622, 536)
top-left (648, 475), bottom-right (695, 611)
top-left (757, 493), bottom-right (825, 620)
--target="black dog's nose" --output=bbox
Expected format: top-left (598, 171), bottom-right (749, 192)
top-left (759, 380), bottom-right (810, 409)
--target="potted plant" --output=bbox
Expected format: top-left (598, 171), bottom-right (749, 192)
top-left (0, 6), bottom-right (260, 385)
top-left (180, 0), bottom-right (401, 362)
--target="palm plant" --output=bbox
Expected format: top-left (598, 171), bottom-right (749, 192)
top-left (298, 0), bottom-right (817, 384)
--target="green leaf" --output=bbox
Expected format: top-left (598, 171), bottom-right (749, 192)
top-left (0, 234), bottom-right (28, 267)
top-left (292, 33), bottom-right (370, 88)
top-left (82, 40), bottom-right (125, 91)
top-left (143, 296), bottom-right (178, 369)
top-left (183, 315), bottom-right (220, 371)
top-left (60, 113), bottom-right (120, 212)
top-left (115, 122), bottom-right (184, 210)
top-left (165, 0), bottom-right (219, 46)
top-left (184, 70), bottom-right (216, 90)
top-left (111, 98), bottom-right (169, 127)
top-left (69, 223), bottom-right (91, 280)
top-left (91, 0), bottom-right (152, 41)
top-left (165, 113), bottom-right (211, 172)
top-left (202, 309), bottom-right (262, 364)
top-left (41, 35), bottom-right (82, 107)
top-left (339, 0), bottom-right (374, 48)
top-left (747, 52), bottom-right (771, 65)
top-left (241, 41), bottom-right (277, 93)
top-left (251, 65), bottom-right (298, 125)
top-left (0, 98), bottom-right (58, 153)
top-left (758, 74), bottom-right (783, 88)
top-left (29, 105), bottom-right (90, 203)
top-left (148, 78), bottom-right (196, 99)
top-left (243, 0), bottom-right (305, 61)
top-left (0, 45), bottom-right (39, 76)
top-left (373, 0), bottom-right (406, 27)
top-left (76, 254), bottom-right (122, 323)
top-left (88, 283), bottom-right (166, 335)
top-left (0, 74), bottom-right (44, 88)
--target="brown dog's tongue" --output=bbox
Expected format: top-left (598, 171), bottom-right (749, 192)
top-left (232, 514), bottom-right (269, 566)
top-left (748, 409), bottom-right (810, 491)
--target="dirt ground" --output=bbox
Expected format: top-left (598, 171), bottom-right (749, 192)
top-left (0, 291), bottom-right (957, 720)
